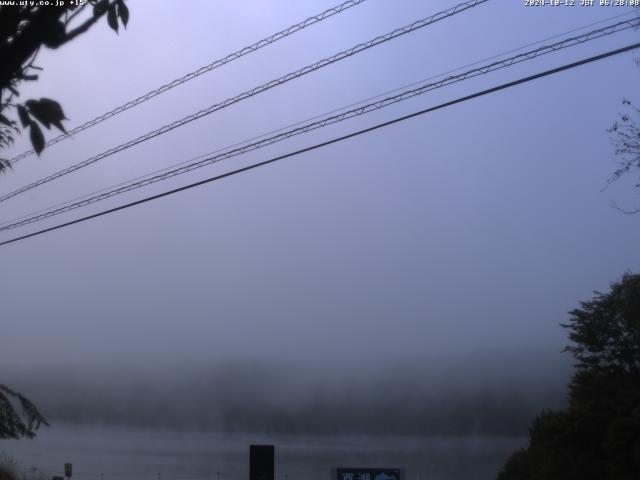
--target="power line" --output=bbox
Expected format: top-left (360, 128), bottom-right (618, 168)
top-left (0, 0), bottom-right (489, 205)
top-left (14, 7), bottom-right (628, 229)
top-left (1, 41), bottom-right (638, 249)
top-left (7, 0), bottom-right (368, 166)
top-left (341, 9), bottom-right (640, 110)
top-left (2, 17), bottom-right (637, 232)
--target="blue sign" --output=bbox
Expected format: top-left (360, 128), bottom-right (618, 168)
top-left (336, 468), bottom-right (402, 480)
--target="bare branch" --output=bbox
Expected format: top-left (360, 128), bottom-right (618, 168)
top-left (64, 3), bottom-right (89, 27)
top-left (63, 1), bottom-right (116, 43)
top-left (609, 199), bottom-right (640, 215)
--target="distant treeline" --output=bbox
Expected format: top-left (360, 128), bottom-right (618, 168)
top-left (3, 354), bottom-right (569, 437)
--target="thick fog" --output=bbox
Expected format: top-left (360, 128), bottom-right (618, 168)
top-left (3, 349), bottom-right (569, 436)
top-left (1, 0), bottom-right (639, 438)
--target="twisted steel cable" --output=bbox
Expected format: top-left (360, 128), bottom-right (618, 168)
top-left (1, 9), bottom-right (635, 230)
top-left (7, 0), bottom-right (368, 165)
top-left (0, 0), bottom-right (490, 204)
top-left (1, 41), bottom-right (639, 248)
top-left (2, 16), bottom-right (637, 233)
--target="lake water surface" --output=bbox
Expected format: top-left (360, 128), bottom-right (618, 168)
top-left (2, 424), bottom-right (525, 480)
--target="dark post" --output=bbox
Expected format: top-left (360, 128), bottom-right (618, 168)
top-left (249, 445), bottom-right (274, 480)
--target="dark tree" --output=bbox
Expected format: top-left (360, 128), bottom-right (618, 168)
top-left (0, 0), bottom-right (129, 173)
top-left (564, 272), bottom-right (640, 376)
top-left (0, 384), bottom-right (48, 439)
top-left (497, 273), bottom-right (640, 480)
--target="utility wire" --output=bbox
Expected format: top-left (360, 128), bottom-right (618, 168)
top-left (1, 41), bottom-right (638, 248)
top-left (0, 0), bottom-right (489, 205)
top-left (7, 0), bottom-right (368, 166)
top-left (4, 7), bottom-right (631, 230)
top-left (1, 17), bottom-right (637, 232)
top-left (340, 9), bottom-right (640, 111)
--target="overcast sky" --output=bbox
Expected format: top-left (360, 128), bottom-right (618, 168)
top-left (1, 0), bottom-right (639, 383)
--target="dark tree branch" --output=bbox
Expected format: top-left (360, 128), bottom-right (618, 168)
top-left (65, 3), bottom-right (90, 27)
top-left (63, 7), bottom-right (107, 43)
top-left (0, 384), bottom-right (48, 439)
top-left (610, 200), bottom-right (640, 215)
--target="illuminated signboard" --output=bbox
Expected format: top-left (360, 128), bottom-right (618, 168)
top-left (335, 468), bottom-right (402, 480)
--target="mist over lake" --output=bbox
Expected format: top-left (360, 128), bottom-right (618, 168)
top-left (1, 352), bottom-right (566, 479)
top-left (2, 351), bottom-right (569, 436)
top-left (3, 423), bottom-right (526, 480)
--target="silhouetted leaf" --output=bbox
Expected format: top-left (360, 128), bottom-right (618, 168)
top-left (50, 119), bottom-right (66, 133)
top-left (107, 4), bottom-right (118, 33)
top-left (26, 98), bottom-right (67, 132)
top-left (38, 98), bottom-right (66, 119)
top-left (26, 100), bottom-right (51, 129)
top-left (0, 114), bottom-right (14, 128)
top-left (0, 159), bottom-right (13, 174)
top-left (93, 0), bottom-right (109, 17)
top-left (0, 127), bottom-right (15, 147)
top-left (16, 105), bottom-right (30, 127)
top-left (117, 0), bottom-right (129, 27)
top-left (41, 19), bottom-right (66, 49)
top-left (29, 123), bottom-right (45, 155)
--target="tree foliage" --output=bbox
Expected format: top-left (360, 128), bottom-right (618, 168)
top-left (564, 273), bottom-right (640, 376)
top-left (0, 0), bottom-right (129, 173)
top-left (0, 384), bottom-right (48, 439)
top-left (497, 273), bottom-right (640, 480)
top-left (608, 100), bottom-right (640, 213)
